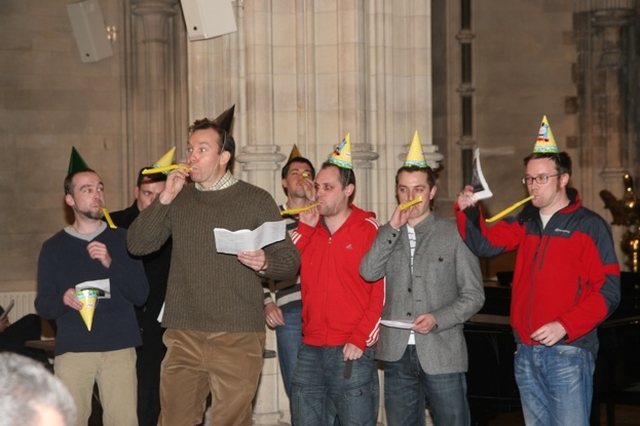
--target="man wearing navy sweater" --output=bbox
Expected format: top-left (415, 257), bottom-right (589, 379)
top-left (36, 157), bottom-right (149, 426)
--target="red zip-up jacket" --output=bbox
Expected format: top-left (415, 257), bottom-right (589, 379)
top-left (455, 188), bottom-right (620, 355)
top-left (291, 204), bottom-right (384, 350)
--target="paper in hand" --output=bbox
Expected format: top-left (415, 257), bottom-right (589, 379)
top-left (76, 279), bottom-right (111, 299)
top-left (471, 148), bottom-right (493, 200)
top-left (214, 220), bottom-right (287, 255)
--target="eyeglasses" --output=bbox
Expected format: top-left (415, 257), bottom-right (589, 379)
top-left (521, 174), bottom-right (561, 185)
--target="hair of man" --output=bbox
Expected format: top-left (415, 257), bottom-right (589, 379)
top-left (394, 165), bottom-right (437, 188)
top-left (136, 167), bottom-right (167, 187)
top-left (0, 353), bottom-right (77, 426)
top-left (523, 152), bottom-right (572, 177)
top-left (281, 157), bottom-right (316, 180)
top-left (63, 169), bottom-right (97, 195)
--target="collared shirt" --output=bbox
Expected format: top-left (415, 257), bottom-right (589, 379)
top-left (195, 170), bottom-right (238, 192)
top-left (406, 225), bottom-right (417, 345)
top-left (407, 225), bottom-right (417, 274)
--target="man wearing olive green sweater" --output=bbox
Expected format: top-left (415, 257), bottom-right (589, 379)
top-left (127, 111), bottom-right (300, 426)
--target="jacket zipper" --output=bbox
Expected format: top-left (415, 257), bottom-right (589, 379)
top-left (574, 277), bottom-right (583, 305)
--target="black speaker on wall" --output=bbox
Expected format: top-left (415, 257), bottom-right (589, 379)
top-left (180, 0), bottom-right (238, 41)
top-left (67, 0), bottom-right (113, 63)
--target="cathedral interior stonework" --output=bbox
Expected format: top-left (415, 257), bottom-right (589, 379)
top-left (3, 1), bottom-right (640, 423)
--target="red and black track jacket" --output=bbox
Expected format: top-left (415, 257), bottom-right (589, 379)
top-left (455, 188), bottom-right (620, 355)
top-left (291, 205), bottom-right (384, 351)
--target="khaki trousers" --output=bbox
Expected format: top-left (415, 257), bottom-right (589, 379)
top-left (55, 348), bottom-right (137, 426)
top-left (158, 329), bottom-right (265, 426)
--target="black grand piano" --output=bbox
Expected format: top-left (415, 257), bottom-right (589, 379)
top-left (464, 272), bottom-right (640, 426)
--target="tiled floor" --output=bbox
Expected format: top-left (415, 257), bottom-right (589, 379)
top-left (488, 404), bottom-right (640, 426)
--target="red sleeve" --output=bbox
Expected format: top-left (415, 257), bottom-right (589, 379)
top-left (348, 218), bottom-right (384, 350)
top-left (291, 221), bottom-right (316, 254)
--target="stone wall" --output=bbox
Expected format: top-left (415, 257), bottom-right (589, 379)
top-left (0, 0), bottom-right (125, 292)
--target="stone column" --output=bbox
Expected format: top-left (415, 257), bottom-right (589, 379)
top-left (574, 1), bottom-right (636, 267)
top-left (593, 7), bottom-right (634, 195)
top-left (593, 5), bottom-right (634, 269)
top-left (128, 0), bottom-right (182, 183)
top-left (455, 0), bottom-right (475, 195)
top-left (183, 2), bottom-right (439, 423)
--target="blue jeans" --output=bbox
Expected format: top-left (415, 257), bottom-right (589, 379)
top-left (514, 343), bottom-right (595, 426)
top-left (291, 344), bottom-right (379, 426)
top-left (276, 307), bottom-right (303, 397)
top-left (383, 345), bottom-right (470, 426)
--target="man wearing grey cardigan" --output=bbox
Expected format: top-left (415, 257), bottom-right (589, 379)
top-left (360, 164), bottom-right (484, 426)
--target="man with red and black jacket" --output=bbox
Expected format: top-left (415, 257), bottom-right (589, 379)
top-left (291, 160), bottom-right (384, 426)
top-left (455, 149), bottom-right (620, 426)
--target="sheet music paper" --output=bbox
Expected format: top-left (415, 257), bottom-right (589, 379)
top-left (214, 220), bottom-right (287, 255)
top-left (471, 148), bottom-right (493, 200)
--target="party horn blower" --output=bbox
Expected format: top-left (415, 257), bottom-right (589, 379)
top-left (75, 289), bottom-right (98, 331)
top-left (280, 203), bottom-right (321, 216)
top-left (485, 195), bottom-right (534, 223)
top-left (100, 207), bottom-right (117, 229)
top-left (141, 164), bottom-right (192, 175)
top-left (399, 196), bottom-right (423, 211)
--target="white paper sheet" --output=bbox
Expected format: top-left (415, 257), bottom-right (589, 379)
top-left (214, 220), bottom-right (287, 255)
top-left (471, 148), bottom-right (493, 200)
top-left (75, 279), bottom-right (111, 299)
top-left (381, 319), bottom-right (415, 330)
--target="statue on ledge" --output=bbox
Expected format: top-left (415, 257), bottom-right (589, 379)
top-left (600, 173), bottom-right (640, 272)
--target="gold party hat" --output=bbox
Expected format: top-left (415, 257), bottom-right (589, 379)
top-left (532, 115), bottom-right (559, 153)
top-left (153, 147), bottom-right (176, 169)
top-left (288, 144), bottom-right (302, 162)
top-left (328, 134), bottom-right (353, 170)
top-left (404, 131), bottom-right (427, 168)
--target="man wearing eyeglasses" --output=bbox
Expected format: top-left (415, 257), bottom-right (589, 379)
top-left (454, 118), bottom-right (620, 426)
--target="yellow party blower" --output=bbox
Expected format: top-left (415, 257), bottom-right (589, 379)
top-left (399, 196), bottom-right (423, 211)
top-left (485, 195), bottom-right (534, 223)
top-left (280, 203), bottom-right (321, 216)
top-left (101, 207), bottom-right (117, 229)
top-left (141, 164), bottom-right (192, 175)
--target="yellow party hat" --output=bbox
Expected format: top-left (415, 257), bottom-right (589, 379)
top-left (153, 147), bottom-right (176, 169)
top-left (404, 130), bottom-right (427, 168)
top-left (328, 133), bottom-right (353, 170)
top-left (75, 289), bottom-right (98, 331)
top-left (288, 144), bottom-right (302, 162)
top-left (533, 116), bottom-right (559, 153)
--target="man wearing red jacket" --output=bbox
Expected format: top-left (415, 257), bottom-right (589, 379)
top-left (290, 135), bottom-right (384, 425)
top-left (455, 117), bottom-right (620, 426)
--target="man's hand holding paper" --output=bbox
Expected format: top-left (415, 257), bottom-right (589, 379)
top-left (237, 249), bottom-right (268, 272)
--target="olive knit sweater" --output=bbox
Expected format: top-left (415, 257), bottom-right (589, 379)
top-left (127, 181), bottom-right (300, 333)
